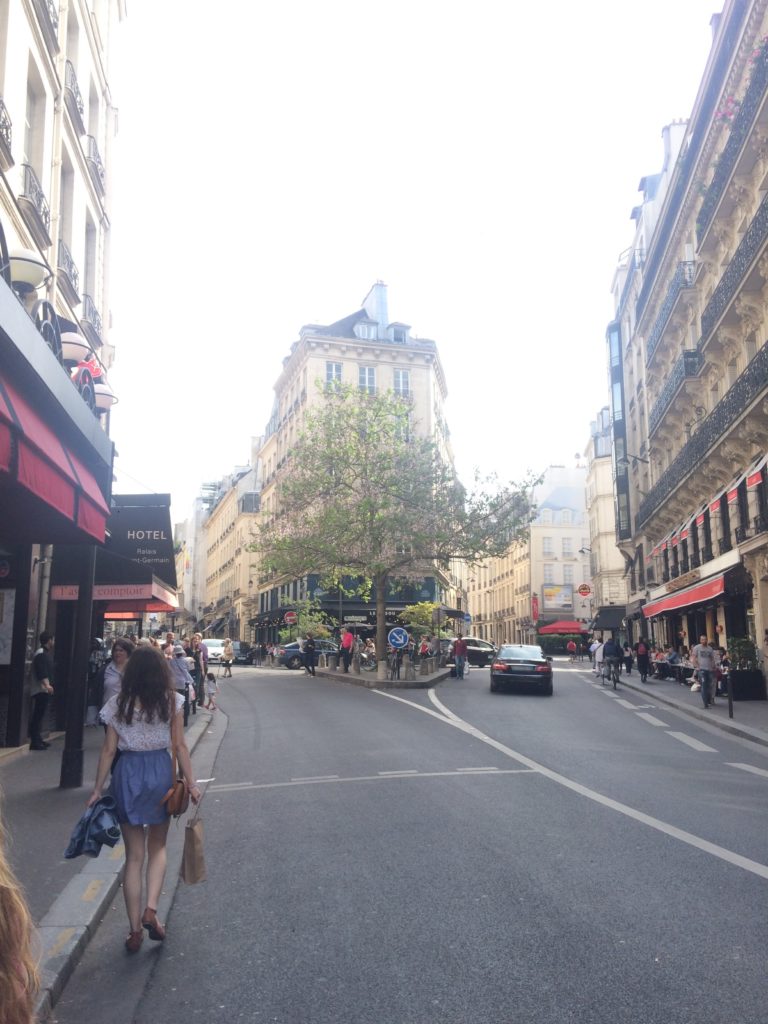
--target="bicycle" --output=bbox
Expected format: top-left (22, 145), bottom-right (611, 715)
top-left (603, 657), bottom-right (621, 690)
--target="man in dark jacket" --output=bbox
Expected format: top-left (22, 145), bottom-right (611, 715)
top-left (30, 632), bottom-right (55, 750)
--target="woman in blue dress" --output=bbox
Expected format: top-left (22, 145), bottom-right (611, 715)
top-left (88, 646), bottom-right (201, 952)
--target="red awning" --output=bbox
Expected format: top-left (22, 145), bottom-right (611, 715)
top-left (537, 620), bottom-right (589, 634)
top-left (0, 371), bottom-right (109, 542)
top-left (643, 574), bottom-right (725, 618)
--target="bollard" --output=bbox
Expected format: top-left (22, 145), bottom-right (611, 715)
top-left (403, 654), bottom-right (416, 681)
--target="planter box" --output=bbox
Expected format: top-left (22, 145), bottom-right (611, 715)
top-left (730, 669), bottom-right (767, 701)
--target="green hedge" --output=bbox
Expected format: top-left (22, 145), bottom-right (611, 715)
top-left (536, 634), bottom-right (585, 655)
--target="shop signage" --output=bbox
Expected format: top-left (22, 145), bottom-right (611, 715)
top-left (542, 584), bottom-right (573, 610)
top-left (106, 496), bottom-right (177, 590)
top-left (665, 568), bottom-right (701, 593)
top-left (577, 584), bottom-right (591, 596)
top-left (343, 615), bottom-right (368, 623)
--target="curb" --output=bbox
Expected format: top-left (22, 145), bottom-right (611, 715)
top-left (33, 711), bottom-right (214, 1022)
top-left (592, 671), bottom-right (768, 751)
top-left (314, 666), bottom-right (452, 689)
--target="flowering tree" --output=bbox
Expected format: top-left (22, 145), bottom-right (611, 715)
top-left (253, 385), bottom-right (537, 669)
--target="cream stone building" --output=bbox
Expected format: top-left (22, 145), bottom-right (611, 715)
top-left (609, 0), bottom-right (768, 680)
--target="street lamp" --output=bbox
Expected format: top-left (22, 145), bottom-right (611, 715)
top-left (617, 453), bottom-right (650, 466)
top-left (578, 547), bottom-right (591, 555)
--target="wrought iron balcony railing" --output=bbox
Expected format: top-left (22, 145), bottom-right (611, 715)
top-left (719, 536), bottom-right (733, 554)
top-left (648, 349), bottom-right (703, 434)
top-left (85, 135), bottom-right (106, 195)
top-left (0, 97), bottom-right (11, 156)
top-left (56, 238), bottom-right (79, 303)
top-left (636, 340), bottom-right (768, 529)
top-left (670, 565), bottom-right (680, 579)
top-left (81, 293), bottom-right (103, 345)
top-left (754, 514), bottom-right (768, 535)
top-left (645, 261), bottom-right (695, 363)
top-left (735, 525), bottom-right (751, 543)
top-left (31, 0), bottom-right (59, 54)
top-left (19, 164), bottom-right (51, 246)
top-left (701, 547), bottom-right (714, 562)
top-left (697, 45), bottom-right (768, 245)
top-left (64, 60), bottom-right (85, 135)
top-left (690, 554), bottom-right (701, 569)
top-left (680, 558), bottom-right (690, 574)
top-left (701, 190), bottom-right (768, 343)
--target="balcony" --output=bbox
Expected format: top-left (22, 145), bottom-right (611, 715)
top-left (700, 190), bottom-right (768, 345)
top-left (701, 547), bottom-right (714, 562)
top-left (85, 135), bottom-right (106, 196)
top-left (0, 97), bottom-right (12, 171)
top-left (648, 349), bottom-right (703, 435)
top-left (80, 293), bottom-right (103, 348)
top-left (64, 61), bottom-right (85, 136)
top-left (735, 525), bottom-right (751, 543)
top-left (56, 238), bottom-right (80, 306)
top-left (645, 261), bottom-right (695, 363)
top-left (754, 514), bottom-right (768, 535)
top-left (719, 536), bottom-right (733, 555)
top-left (636, 340), bottom-right (768, 529)
top-left (18, 164), bottom-right (51, 248)
top-left (697, 44), bottom-right (768, 246)
top-left (690, 553), bottom-right (701, 569)
top-left (31, 0), bottom-right (59, 56)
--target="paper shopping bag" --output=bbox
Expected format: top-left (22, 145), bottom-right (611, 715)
top-left (180, 815), bottom-right (207, 884)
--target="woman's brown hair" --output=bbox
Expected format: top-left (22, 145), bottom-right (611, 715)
top-left (0, 805), bottom-right (38, 1024)
top-left (116, 646), bottom-right (174, 726)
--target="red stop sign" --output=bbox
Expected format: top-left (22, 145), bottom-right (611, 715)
top-left (284, 611), bottom-right (298, 625)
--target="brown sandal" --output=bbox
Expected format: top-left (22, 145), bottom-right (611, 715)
top-left (125, 930), bottom-right (144, 953)
top-left (141, 907), bottom-right (166, 941)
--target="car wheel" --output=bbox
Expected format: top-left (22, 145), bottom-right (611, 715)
top-left (490, 676), bottom-right (499, 693)
top-left (287, 655), bottom-right (302, 670)
top-left (542, 679), bottom-right (553, 696)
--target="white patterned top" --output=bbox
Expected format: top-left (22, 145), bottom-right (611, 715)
top-left (100, 692), bottom-right (184, 752)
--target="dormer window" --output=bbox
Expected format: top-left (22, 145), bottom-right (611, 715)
top-left (393, 327), bottom-right (406, 344)
top-left (354, 321), bottom-right (377, 340)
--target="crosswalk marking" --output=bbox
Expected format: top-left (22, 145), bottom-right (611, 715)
top-left (634, 713), bottom-right (668, 727)
top-left (667, 731), bottom-right (718, 752)
top-left (725, 762), bottom-right (768, 779)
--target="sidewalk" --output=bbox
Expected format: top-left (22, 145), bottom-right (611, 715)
top-left (0, 709), bottom-right (213, 1021)
top-left (581, 662), bottom-right (768, 749)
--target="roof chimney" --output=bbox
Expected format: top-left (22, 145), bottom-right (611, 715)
top-left (361, 281), bottom-right (389, 340)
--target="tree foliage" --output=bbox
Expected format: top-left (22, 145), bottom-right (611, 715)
top-left (276, 599), bottom-right (333, 643)
top-left (253, 385), bottom-right (538, 662)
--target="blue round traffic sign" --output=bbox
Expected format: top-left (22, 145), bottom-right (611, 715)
top-left (388, 627), bottom-right (409, 649)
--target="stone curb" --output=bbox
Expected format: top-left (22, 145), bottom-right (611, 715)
top-left (33, 711), bottom-right (214, 1022)
top-left (314, 666), bottom-right (452, 689)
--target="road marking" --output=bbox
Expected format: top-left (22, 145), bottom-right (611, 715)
top-left (634, 713), bottom-right (668, 727)
top-left (371, 689), bottom-right (768, 881)
top-left (457, 767), bottom-right (500, 773)
top-left (46, 927), bottom-right (77, 958)
top-left (614, 698), bottom-right (642, 709)
top-left (208, 769), bottom-right (535, 793)
top-left (208, 781), bottom-right (255, 791)
top-left (726, 762), bottom-right (768, 779)
top-left (81, 880), bottom-right (103, 903)
top-left (378, 769), bottom-right (419, 776)
top-left (667, 732), bottom-right (718, 752)
top-left (428, 688), bottom-right (461, 721)
top-left (290, 775), bottom-right (340, 782)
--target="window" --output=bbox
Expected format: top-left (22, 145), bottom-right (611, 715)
top-left (393, 369), bottom-right (410, 398)
top-left (542, 536), bottom-right (553, 555)
top-left (562, 538), bottom-right (573, 557)
top-left (541, 509), bottom-right (552, 524)
top-left (612, 381), bottom-right (623, 421)
top-left (326, 361), bottom-right (342, 387)
top-left (563, 565), bottom-right (574, 584)
top-left (359, 366), bottom-right (376, 394)
top-left (354, 322), bottom-right (376, 340)
top-left (561, 509), bottom-right (572, 525)
top-left (543, 564), bottom-right (554, 583)
top-left (392, 327), bottom-right (407, 344)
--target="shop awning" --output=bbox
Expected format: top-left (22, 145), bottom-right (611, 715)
top-left (537, 619), bottom-right (589, 634)
top-left (51, 548), bottom-right (178, 613)
top-left (0, 371), bottom-right (110, 542)
top-left (591, 606), bottom-right (626, 631)
top-left (205, 616), bottom-right (227, 634)
top-left (643, 573), bottom-right (725, 618)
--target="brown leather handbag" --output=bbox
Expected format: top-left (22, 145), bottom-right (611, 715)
top-left (161, 749), bottom-right (189, 818)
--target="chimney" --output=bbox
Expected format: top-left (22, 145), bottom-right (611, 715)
top-left (361, 281), bottom-right (389, 340)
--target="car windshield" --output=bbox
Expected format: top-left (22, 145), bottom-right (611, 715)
top-left (497, 645), bottom-right (544, 660)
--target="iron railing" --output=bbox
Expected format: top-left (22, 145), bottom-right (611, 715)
top-left (81, 293), bottom-right (102, 341)
top-left (57, 238), bottom-right (79, 295)
top-left (645, 261), bottom-right (695, 363)
top-left (755, 514), bottom-right (768, 535)
top-left (648, 349), bottom-right (703, 434)
top-left (697, 46), bottom-right (768, 244)
top-left (0, 97), bottom-right (11, 152)
top-left (85, 135), bottom-right (105, 193)
top-left (20, 164), bottom-right (50, 233)
top-left (64, 60), bottom-right (85, 131)
top-left (719, 536), bottom-right (733, 554)
top-left (636, 340), bottom-right (768, 528)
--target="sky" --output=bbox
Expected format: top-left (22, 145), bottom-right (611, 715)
top-left (106, 0), bottom-right (719, 523)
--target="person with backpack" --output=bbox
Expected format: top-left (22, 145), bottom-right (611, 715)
top-left (634, 637), bottom-right (650, 682)
top-left (602, 635), bottom-right (622, 685)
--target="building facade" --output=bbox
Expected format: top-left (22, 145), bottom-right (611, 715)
top-left (609, 0), bottom-right (768, 670)
top-left (0, 0), bottom-right (124, 747)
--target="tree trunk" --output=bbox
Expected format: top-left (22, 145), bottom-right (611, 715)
top-left (376, 573), bottom-right (388, 680)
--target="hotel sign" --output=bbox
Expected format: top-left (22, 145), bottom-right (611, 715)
top-left (107, 495), bottom-right (176, 590)
top-left (665, 569), bottom-right (701, 593)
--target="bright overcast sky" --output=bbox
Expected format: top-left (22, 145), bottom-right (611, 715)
top-left (107, 0), bottom-right (718, 522)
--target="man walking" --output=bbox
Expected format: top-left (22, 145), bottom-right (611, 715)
top-left (634, 636), bottom-right (651, 682)
top-left (30, 632), bottom-right (55, 750)
top-left (692, 635), bottom-right (718, 707)
top-left (340, 628), bottom-right (354, 673)
top-left (453, 635), bottom-right (468, 679)
top-left (303, 633), bottom-right (316, 676)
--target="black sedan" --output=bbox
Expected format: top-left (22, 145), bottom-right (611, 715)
top-left (277, 639), bottom-right (339, 669)
top-left (489, 644), bottom-right (553, 695)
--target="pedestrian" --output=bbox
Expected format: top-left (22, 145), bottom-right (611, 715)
top-left (453, 635), bottom-right (468, 679)
top-left (204, 671), bottom-right (219, 709)
top-left (634, 636), bottom-right (650, 682)
top-left (221, 638), bottom-right (234, 678)
top-left (589, 638), bottom-right (600, 673)
top-left (622, 642), bottom-right (634, 675)
top-left (190, 633), bottom-right (209, 712)
top-left (340, 627), bottom-right (354, 672)
top-left (717, 647), bottom-right (730, 696)
top-left (303, 633), bottom-right (316, 676)
top-left (29, 632), bottom-right (55, 750)
top-left (99, 637), bottom-right (135, 705)
top-left (0, 817), bottom-right (39, 1024)
top-left (691, 635), bottom-right (718, 707)
top-left (88, 646), bottom-right (201, 952)
top-left (593, 637), bottom-right (605, 678)
top-left (601, 635), bottom-right (621, 683)
top-left (418, 636), bottom-right (430, 660)
top-left (566, 638), bottom-right (577, 662)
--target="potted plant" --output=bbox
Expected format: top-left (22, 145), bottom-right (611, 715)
top-left (727, 637), bottom-right (767, 700)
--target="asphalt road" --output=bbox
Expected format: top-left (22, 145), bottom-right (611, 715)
top-left (52, 660), bottom-right (768, 1024)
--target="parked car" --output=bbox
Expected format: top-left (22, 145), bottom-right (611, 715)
top-left (204, 639), bottom-right (225, 664)
top-left (489, 644), bottom-right (553, 696)
top-left (232, 641), bottom-right (251, 664)
top-left (449, 636), bottom-right (497, 667)
top-left (277, 639), bottom-right (339, 669)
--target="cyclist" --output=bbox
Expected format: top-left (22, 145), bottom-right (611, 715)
top-left (601, 635), bottom-right (622, 688)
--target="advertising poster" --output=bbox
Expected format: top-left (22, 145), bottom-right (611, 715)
top-left (542, 584), bottom-right (573, 610)
top-left (0, 588), bottom-right (15, 666)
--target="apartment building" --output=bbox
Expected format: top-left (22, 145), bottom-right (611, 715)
top-left (610, 0), bottom-right (768, 663)
top-left (252, 282), bottom-right (458, 642)
top-left (0, 1), bottom-right (124, 746)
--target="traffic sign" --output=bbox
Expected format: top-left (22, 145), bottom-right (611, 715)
top-left (388, 627), bottom-right (409, 649)
top-left (283, 611), bottom-right (298, 626)
top-left (577, 584), bottom-right (591, 597)
top-left (463, 612), bottom-right (471, 623)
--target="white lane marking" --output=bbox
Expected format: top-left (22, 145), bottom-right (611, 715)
top-left (634, 713), bottom-right (668, 727)
top-left (371, 689), bottom-right (768, 880)
top-left (457, 767), bottom-right (500, 773)
top-left (290, 775), bottom-right (340, 782)
top-left (208, 781), bottom-right (253, 791)
top-left (614, 698), bottom-right (643, 709)
top-left (428, 688), bottom-right (462, 721)
top-left (666, 732), bottom-right (718, 752)
top-left (378, 769), bottom-right (419, 776)
top-left (208, 769), bottom-right (535, 793)
top-left (726, 763), bottom-right (768, 779)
